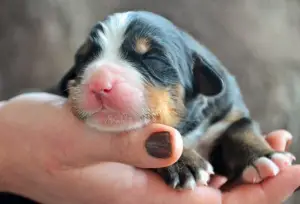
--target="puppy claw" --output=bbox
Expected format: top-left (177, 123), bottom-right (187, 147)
top-left (170, 177), bottom-right (180, 189)
top-left (286, 152), bottom-right (296, 162)
top-left (206, 162), bottom-right (215, 175)
top-left (197, 169), bottom-right (210, 186)
top-left (182, 177), bottom-right (197, 190)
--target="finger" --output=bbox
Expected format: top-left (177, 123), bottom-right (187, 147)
top-left (73, 123), bottom-right (184, 169)
top-left (265, 130), bottom-right (292, 151)
top-left (209, 175), bottom-right (228, 189)
top-left (5, 93), bottom-right (184, 169)
top-left (261, 165), bottom-right (300, 203)
top-left (55, 98), bottom-right (184, 168)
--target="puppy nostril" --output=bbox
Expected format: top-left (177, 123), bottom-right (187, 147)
top-left (92, 88), bottom-right (111, 96)
top-left (103, 88), bottom-right (111, 93)
top-left (89, 81), bottom-right (113, 95)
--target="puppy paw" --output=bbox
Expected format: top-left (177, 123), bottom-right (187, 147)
top-left (242, 152), bottom-right (296, 183)
top-left (155, 150), bottom-right (214, 190)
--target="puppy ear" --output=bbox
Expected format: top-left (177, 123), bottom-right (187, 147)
top-left (57, 39), bottom-right (92, 97)
top-left (192, 53), bottom-right (224, 97)
top-left (57, 66), bottom-right (78, 97)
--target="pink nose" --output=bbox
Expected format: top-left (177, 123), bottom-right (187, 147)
top-left (88, 68), bottom-right (115, 94)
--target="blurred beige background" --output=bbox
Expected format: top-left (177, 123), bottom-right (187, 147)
top-left (0, 0), bottom-right (300, 203)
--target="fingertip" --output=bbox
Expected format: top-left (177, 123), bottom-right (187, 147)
top-left (209, 175), bottom-right (228, 189)
top-left (265, 130), bottom-right (293, 151)
top-left (169, 128), bottom-right (183, 163)
top-left (266, 129), bottom-right (292, 140)
top-left (143, 124), bottom-right (183, 167)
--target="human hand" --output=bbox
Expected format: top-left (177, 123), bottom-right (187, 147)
top-left (0, 93), bottom-right (221, 204)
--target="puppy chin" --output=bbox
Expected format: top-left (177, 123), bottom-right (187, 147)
top-left (85, 117), bottom-right (151, 133)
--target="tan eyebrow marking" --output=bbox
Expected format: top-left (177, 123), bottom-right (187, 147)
top-left (135, 38), bottom-right (151, 54)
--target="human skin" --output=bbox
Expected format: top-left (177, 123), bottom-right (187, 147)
top-left (0, 93), bottom-right (298, 204)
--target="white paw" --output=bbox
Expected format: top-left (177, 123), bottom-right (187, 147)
top-left (182, 162), bottom-right (214, 190)
top-left (197, 162), bottom-right (214, 186)
top-left (182, 176), bottom-right (197, 190)
top-left (242, 152), bottom-right (296, 183)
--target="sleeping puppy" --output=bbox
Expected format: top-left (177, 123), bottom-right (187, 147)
top-left (52, 11), bottom-right (295, 190)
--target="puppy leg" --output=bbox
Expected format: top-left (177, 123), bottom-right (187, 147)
top-left (210, 117), bottom-right (295, 184)
top-left (153, 148), bottom-right (214, 190)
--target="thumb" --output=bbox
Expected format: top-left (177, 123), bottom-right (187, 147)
top-left (25, 93), bottom-right (184, 169)
top-left (6, 92), bottom-right (184, 169)
top-left (69, 123), bottom-right (184, 169)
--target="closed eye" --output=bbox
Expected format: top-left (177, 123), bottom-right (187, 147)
top-left (142, 52), bottom-right (171, 67)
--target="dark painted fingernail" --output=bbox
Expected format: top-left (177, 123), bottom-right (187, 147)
top-left (145, 131), bottom-right (172, 158)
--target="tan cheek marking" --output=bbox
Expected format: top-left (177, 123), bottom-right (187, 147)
top-left (145, 85), bottom-right (185, 127)
top-left (172, 84), bottom-right (186, 117)
top-left (135, 38), bottom-right (150, 54)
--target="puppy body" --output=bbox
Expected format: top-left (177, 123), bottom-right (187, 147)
top-left (52, 11), bottom-right (294, 189)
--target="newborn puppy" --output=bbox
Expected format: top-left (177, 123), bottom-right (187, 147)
top-left (53, 11), bottom-right (295, 190)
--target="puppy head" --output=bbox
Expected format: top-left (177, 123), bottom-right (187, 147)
top-left (59, 11), bottom-right (224, 132)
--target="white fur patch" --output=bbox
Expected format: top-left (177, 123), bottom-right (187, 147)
top-left (243, 153), bottom-right (295, 184)
top-left (82, 12), bottom-right (144, 87)
top-left (243, 157), bottom-right (279, 183)
top-left (86, 117), bottom-right (150, 133)
top-left (183, 177), bottom-right (197, 190)
top-left (198, 169), bottom-right (210, 186)
top-left (206, 162), bottom-right (214, 175)
top-left (242, 165), bottom-right (262, 183)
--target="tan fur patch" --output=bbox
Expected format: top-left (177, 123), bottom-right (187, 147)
top-left (135, 38), bottom-right (150, 54)
top-left (223, 108), bottom-right (244, 123)
top-left (145, 84), bottom-right (186, 127)
top-left (242, 130), bottom-right (273, 153)
top-left (227, 117), bottom-right (273, 153)
top-left (221, 108), bottom-right (273, 150)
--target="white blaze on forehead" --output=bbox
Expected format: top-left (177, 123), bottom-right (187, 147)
top-left (82, 11), bottom-right (145, 86)
top-left (98, 12), bottom-right (131, 60)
